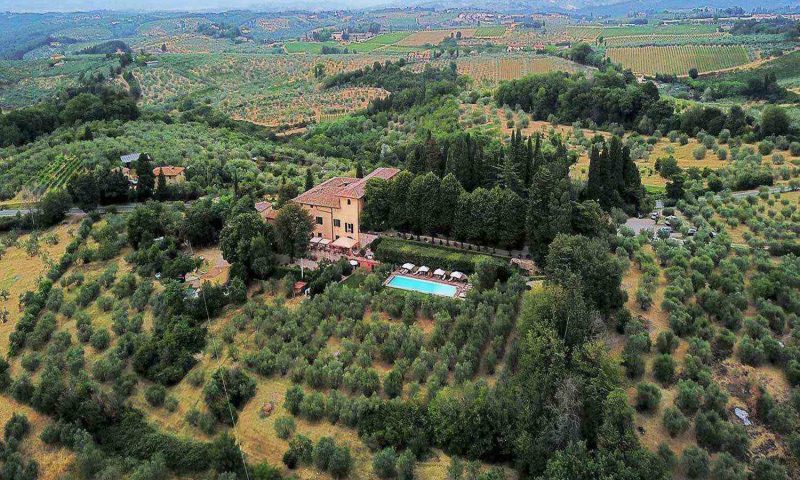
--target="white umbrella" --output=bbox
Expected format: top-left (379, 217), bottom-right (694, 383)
top-left (401, 263), bottom-right (415, 271)
top-left (450, 271), bottom-right (464, 280)
top-left (417, 266), bottom-right (430, 274)
top-left (433, 268), bottom-right (446, 277)
top-left (349, 260), bottom-right (359, 267)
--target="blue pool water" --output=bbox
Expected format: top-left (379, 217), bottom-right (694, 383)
top-left (386, 275), bottom-right (458, 297)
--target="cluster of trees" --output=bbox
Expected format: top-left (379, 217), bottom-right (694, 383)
top-left (0, 413), bottom-right (39, 479)
top-left (0, 85), bottom-right (139, 148)
top-left (495, 69), bottom-right (794, 140)
top-left (282, 434), bottom-right (352, 478)
top-left (687, 54), bottom-right (795, 101)
top-left (204, 367), bottom-right (256, 425)
top-left (404, 129), bottom-right (554, 195)
top-left (565, 42), bottom-right (608, 68)
top-left (362, 171), bottom-right (526, 249)
top-left (78, 40), bottom-right (131, 55)
top-left (67, 168), bottom-right (132, 210)
top-left (495, 69), bottom-right (670, 131)
top-left (324, 59), bottom-right (461, 113)
top-left (730, 17), bottom-right (800, 37)
top-left (363, 134), bottom-right (634, 256)
top-left (1, 213), bottom-right (277, 479)
top-left (320, 45), bottom-right (354, 54)
top-left (197, 22), bottom-right (244, 40)
top-left (586, 135), bottom-right (645, 214)
top-left (678, 104), bottom-right (752, 137)
top-left (124, 196), bottom-right (312, 284)
top-left (67, 153), bottom-right (199, 212)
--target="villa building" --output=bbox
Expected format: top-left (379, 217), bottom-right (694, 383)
top-left (292, 167), bottom-right (399, 246)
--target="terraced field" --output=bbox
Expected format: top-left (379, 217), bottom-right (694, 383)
top-left (0, 56), bottom-right (118, 108)
top-left (606, 45), bottom-right (750, 76)
top-left (132, 53), bottom-right (400, 128)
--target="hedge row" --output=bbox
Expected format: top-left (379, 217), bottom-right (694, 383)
top-left (373, 237), bottom-right (494, 273)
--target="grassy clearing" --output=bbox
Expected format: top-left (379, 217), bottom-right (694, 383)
top-left (284, 41), bottom-right (338, 54)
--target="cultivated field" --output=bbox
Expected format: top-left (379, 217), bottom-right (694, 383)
top-left (602, 32), bottom-right (729, 47)
top-left (133, 53), bottom-right (399, 128)
top-left (473, 26), bottom-right (506, 38)
top-left (606, 45), bottom-right (750, 75)
top-left (414, 55), bottom-right (588, 84)
top-left (396, 29), bottom-right (477, 46)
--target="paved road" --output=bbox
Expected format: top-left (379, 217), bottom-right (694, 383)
top-left (0, 203), bottom-right (140, 218)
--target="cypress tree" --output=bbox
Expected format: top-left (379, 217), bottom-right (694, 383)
top-left (304, 169), bottom-right (314, 191)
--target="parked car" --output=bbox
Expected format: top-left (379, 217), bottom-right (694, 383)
top-left (687, 228), bottom-right (697, 236)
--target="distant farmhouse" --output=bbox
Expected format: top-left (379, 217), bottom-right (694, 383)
top-left (116, 153), bottom-right (185, 188)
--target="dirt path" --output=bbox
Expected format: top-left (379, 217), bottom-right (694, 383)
top-left (691, 47), bottom-right (800, 78)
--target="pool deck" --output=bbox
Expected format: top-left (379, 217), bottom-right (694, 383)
top-left (384, 272), bottom-right (469, 298)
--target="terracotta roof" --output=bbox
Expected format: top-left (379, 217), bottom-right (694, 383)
top-left (153, 166), bottom-right (185, 177)
top-left (293, 168), bottom-right (400, 207)
top-left (294, 176), bottom-right (357, 208)
top-left (338, 167), bottom-right (400, 199)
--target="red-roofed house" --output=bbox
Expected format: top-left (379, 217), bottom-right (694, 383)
top-left (255, 201), bottom-right (278, 223)
top-left (293, 167), bottom-right (399, 245)
top-left (153, 166), bottom-right (186, 185)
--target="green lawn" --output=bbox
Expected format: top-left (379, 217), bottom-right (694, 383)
top-left (644, 184), bottom-right (666, 195)
top-left (340, 271), bottom-right (366, 288)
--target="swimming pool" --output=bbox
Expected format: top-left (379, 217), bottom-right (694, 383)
top-left (386, 275), bottom-right (458, 297)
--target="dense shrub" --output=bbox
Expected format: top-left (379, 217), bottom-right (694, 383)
top-left (636, 382), bottom-right (662, 412)
top-left (274, 416), bottom-right (295, 440)
top-left (682, 446), bottom-right (710, 479)
top-left (663, 407), bottom-right (690, 437)
top-left (373, 447), bottom-right (397, 479)
top-left (145, 384), bottom-right (167, 407)
top-left (203, 367), bottom-right (256, 425)
top-left (653, 354), bottom-right (677, 385)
